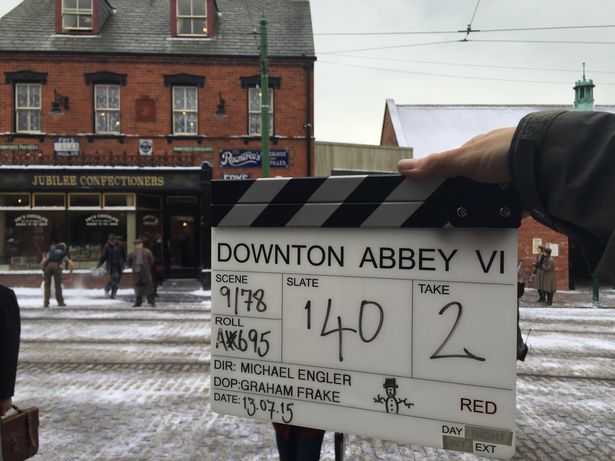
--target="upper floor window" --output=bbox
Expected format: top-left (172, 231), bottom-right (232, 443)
top-left (248, 87), bottom-right (274, 136)
top-left (173, 86), bottom-right (198, 135)
top-left (95, 84), bottom-right (120, 133)
top-left (62, 0), bottom-right (93, 31)
top-left (177, 0), bottom-right (207, 36)
top-left (15, 83), bottom-right (41, 133)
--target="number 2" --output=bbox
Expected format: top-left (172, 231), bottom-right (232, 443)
top-left (430, 302), bottom-right (486, 362)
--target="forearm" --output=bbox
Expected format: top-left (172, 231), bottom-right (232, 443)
top-left (510, 110), bottom-right (615, 282)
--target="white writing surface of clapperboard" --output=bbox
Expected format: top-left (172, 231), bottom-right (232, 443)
top-left (210, 175), bottom-right (522, 459)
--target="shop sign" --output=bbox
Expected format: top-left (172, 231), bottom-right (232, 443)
top-left (85, 213), bottom-right (120, 227)
top-left (173, 146), bottom-right (213, 153)
top-left (223, 173), bottom-right (251, 180)
top-left (54, 137), bottom-right (80, 157)
top-left (15, 213), bottom-right (48, 227)
top-left (139, 139), bottom-right (153, 156)
top-left (142, 214), bottom-right (159, 226)
top-left (0, 144), bottom-right (39, 151)
top-left (219, 149), bottom-right (289, 168)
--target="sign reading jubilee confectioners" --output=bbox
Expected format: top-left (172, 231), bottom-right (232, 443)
top-left (210, 175), bottom-right (521, 459)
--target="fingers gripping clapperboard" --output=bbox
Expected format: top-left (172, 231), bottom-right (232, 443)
top-left (210, 174), bottom-right (522, 459)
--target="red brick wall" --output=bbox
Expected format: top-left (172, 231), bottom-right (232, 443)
top-left (379, 106), bottom-right (399, 147)
top-left (0, 54), bottom-right (314, 179)
top-left (518, 217), bottom-right (569, 290)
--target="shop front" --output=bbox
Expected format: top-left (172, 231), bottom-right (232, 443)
top-left (0, 167), bottom-right (205, 279)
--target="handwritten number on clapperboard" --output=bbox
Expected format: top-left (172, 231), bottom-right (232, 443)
top-left (430, 302), bottom-right (486, 362)
top-left (242, 397), bottom-right (294, 423)
top-left (305, 299), bottom-right (384, 362)
top-left (219, 286), bottom-right (267, 315)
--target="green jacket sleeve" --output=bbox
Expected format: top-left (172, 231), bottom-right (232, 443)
top-left (509, 110), bottom-right (615, 284)
top-left (0, 285), bottom-right (20, 399)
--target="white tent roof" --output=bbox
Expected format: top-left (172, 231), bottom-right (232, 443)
top-left (386, 99), bottom-right (615, 158)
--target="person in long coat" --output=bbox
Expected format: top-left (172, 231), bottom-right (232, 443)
top-left (533, 245), bottom-right (546, 302)
top-left (0, 284), bottom-right (20, 416)
top-left (540, 247), bottom-right (557, 305)
top-left (127, 238), bottom-right (155, 307)
top-left (96, 233), bottom-right (125, 299)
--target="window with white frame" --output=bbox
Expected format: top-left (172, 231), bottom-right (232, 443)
top-left (62, 0), bottom-right (93, 31)
top-left (248, 87), bottom-right (274, 136)
top-left (173, 86), bottom-right (198, 135)
top-left (95, 84), bottom-right (120, 133)
top-left (176, 0), bottom-right (207, 36)
top-left (15, 83), bottom-right (41, 133)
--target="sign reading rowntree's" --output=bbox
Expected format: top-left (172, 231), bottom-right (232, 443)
top-left (219, 149), bottom-right (289, 168)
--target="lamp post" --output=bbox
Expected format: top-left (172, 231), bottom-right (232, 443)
top-left (574, 63), bottom-right (601, 308)
top-left (260, 16), bottom-right (270, 178)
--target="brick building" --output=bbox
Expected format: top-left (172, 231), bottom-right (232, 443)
top-left (0, 0), bottom-right (315, 282)
top-left (380, 98), bottom-right (615, 290)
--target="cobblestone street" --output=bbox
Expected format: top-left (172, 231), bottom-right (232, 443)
top-left (10, 282), bottom-right (615, 460)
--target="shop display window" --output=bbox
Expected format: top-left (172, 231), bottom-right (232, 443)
top-left (33, 193), bottom-right (65, 208)
top-left (69, 193), bottom-right (101, 208)
top-left (1, 210), bottom-right (65, 270)
top-left (104, 193), bottom-right (135, 208)
top-left (138, 194), bottom-right (162, 210)
top-left (0, 193), bottom-right (30, 208)
top-left (67, 211), bottom-right (128, 267)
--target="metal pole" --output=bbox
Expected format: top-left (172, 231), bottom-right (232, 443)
top-left (200, 161), bottom-right (212, 290)
top-left (260, 16), bottom-right (270, 178)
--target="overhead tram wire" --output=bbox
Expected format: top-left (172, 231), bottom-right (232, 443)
top-left (319, 35), bottom-right (615, 55)
top-left (321, 54), bottom-right (615, 75)
top-left (318, 39), bottom-right (461, 55)
top-left (314, 24), bottom-right (615, 36)
top-left (469, 38), bottom-right (615, 45)
top-left (317, 60), bottom-right (615, 85)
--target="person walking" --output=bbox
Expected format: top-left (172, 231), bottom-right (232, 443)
top-left (540, 247), bottom-right (557, 305)
top-left (533, 246), bottom-right (546, 302)
top-left (0, 284), bottom-right (20, 416)
top-left (96, 233), bottom-right (125, 299)
top-left (127, 238), bottom-right (155, 307)
top-left (42, 242), bottom-right (73, 308)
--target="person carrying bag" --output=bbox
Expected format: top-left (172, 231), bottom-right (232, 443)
top-left (0, 284), bottom-right (39, 460)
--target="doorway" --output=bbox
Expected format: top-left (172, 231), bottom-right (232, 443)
top-left (165, 196), bottom-right (199, 277)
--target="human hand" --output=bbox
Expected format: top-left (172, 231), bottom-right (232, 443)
top-left (398, 127), bottom-right (515, 183)
top-left (0, 398), bottom-right (12, 416)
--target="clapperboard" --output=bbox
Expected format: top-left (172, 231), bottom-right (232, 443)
top-left (210, 174), bottom-right (522, 459)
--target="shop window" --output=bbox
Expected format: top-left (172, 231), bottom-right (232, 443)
top-left (33, 193), bottom-right (65, 208)
top-left (138, 194), bottom-right (162, 210)
top-left (176, 0), bottom-right (207, 36)
top-left (1, 210), bottom-right (65, 269)
top-left (69, 193), bottom-right (101, 208)
top-left (95, 84), bottom-right (121, 134)
top-left (62, 0), bottom-right (93, 31)
top-left (16, 83), bottom-right (41, 133)
top-left (172, 86), bottom-right (198, 135)
top-left (68, 210), bottom-right (127, 264)
top-left (248, 87), bottom-right (274, 136)
top-left (104, 193), bottom-right (135, 208)
top-left (0, 193), bottom-right (30, 208)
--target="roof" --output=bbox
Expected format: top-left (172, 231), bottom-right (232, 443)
top-left (385, 100), bottom-right (615, 158)
top-left (0, 0), bottom-right (315, 58)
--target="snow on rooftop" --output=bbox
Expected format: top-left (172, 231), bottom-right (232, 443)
top-left (386, 99), bottom-right (615, 158)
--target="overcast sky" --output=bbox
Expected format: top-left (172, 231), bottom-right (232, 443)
top-left (2, 0), bottom-right (615, 148)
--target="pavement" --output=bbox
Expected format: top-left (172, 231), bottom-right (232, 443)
top-left (8, 281), bottom-right (615, 460)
